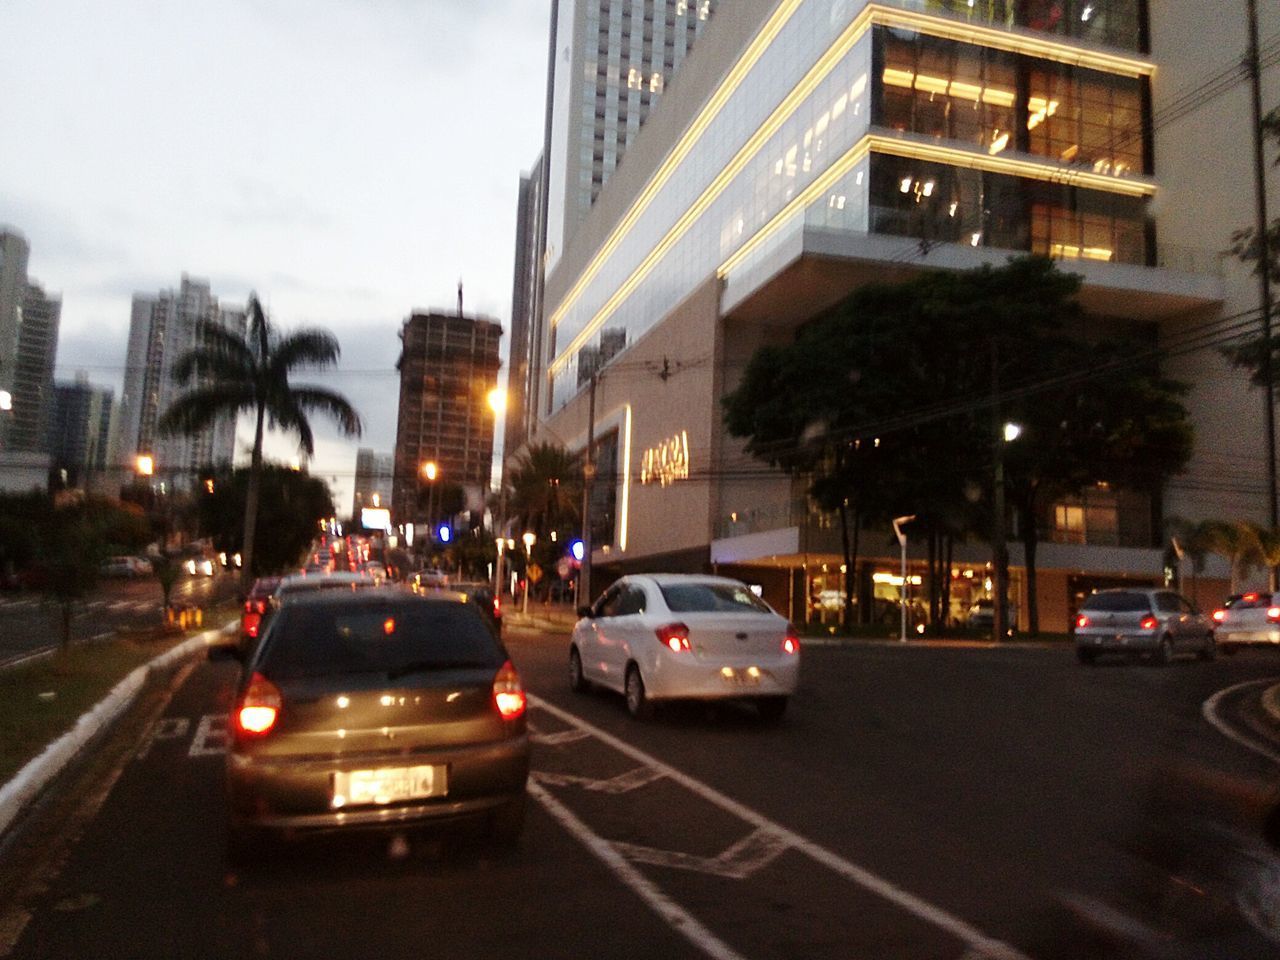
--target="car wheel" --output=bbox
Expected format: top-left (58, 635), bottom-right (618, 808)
top-left (756, 696), bottom-right (788, 722)
top-left (1198, 633), bottom-right (1217, 662)
top-left (1156, 635), bottom-right (1174, 666)
top-left (489, 796), bottom-right (526, 845)
top-left (624, 664), bottom-right (653, 720)
top-left (1076, 647), bottom-right (1097, 665)
top-left (568, 646), bottom-right (588, 693)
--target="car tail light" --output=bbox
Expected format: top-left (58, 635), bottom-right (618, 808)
top-left (493, 660), bottom-right (525, 720)
top-left (242, 612), bottom-right (262, 638)
top-left (235, 672), bottom-right (281, 736)
top-left (1268, 607), bottom-right (1280, 623)
top-left (1076, 614), bottom-right (1090, 629)
top-left (1213, 609), bottom-right (1227, 623)
top-left (1139, 616), bottom-right (1159, 631)
top-left (655, 623), bottom-right (691, 653)
top-left (783, 624), bottom-right (800, 655)
top-left (1244, 593), bottom-right (1260, 603)
top-left (493, 595), bottom-right (502, 619)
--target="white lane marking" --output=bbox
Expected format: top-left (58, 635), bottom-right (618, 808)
top-left (135, 717), bottom-right (191, 759)
top-left (534, 765), bottom-right (667, 795)
top-left (529, 694), bottom-right (1034, 960)
top-left (1202, 679), bottom-right (1280, 766)
top-left (0, 647), bottom-right (55, 671)
top-left (614, 826), bottom-right (791, 880)
top-left (1056, 893), bottom-right (1179, 957)
top-left (528, 780), bottom-right (750, 960)
top-left (108, 601), bottom-right (132, 611)
top-left (530, 728), bottom-right (592, 746)
top-left (187, 714), bottom-right (229, 757)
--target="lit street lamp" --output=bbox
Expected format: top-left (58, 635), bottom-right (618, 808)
top-left (420, 460), bottom-right (439, 533)
top-left (892, 515), bottom-right (916, 643)
top-left (135, 454), bottom-right (154, 477)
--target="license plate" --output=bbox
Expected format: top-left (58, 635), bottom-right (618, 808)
top-left (333, 765), bottom-right (447, 807)
top-left (721, 668), bottom-right (761, 685)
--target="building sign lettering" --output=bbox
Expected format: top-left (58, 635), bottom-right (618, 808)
top-left (640, 431), bottom-right (690, 487)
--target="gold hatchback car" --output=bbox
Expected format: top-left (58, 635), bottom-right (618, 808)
top-left (210, 588), bottom-right (530, 863)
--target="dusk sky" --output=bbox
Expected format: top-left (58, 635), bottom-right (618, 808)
top-left (0, 0), bottom-right (550, 510)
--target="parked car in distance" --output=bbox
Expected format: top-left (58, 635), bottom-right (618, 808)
top-left (569, 574), bottom-right (800, 720)
top-left (185, 556), bottom-right (216, 577)
top-left (209, 588), bottom-right (529, 862)
top-left (1213, 591), bottom-right (1280, 653)
top-left (101, 556), bottom-right (149, 578)
top-left (1073, 588), bottom-right (1215, 665)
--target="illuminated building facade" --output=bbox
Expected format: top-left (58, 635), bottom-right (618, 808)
top-left (527, 0), bottom-right (1278, 627)
top-left (352, 448), bottom-right (395, 520)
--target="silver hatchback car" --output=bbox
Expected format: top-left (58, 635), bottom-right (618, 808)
top-left (1073, 588), bottom-right (1215, 665)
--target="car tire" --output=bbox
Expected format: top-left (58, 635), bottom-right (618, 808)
top-left (1198, 633), bottom-right (1217, 662)
top-left (1076, 647), bottom-right (1097, 665)
top-left (1156, 635), bottom-right (1174, 666)
top-left (624, 664), bottom-right (653, 720)
top-left (569, 646), bottom-right (588, 693)
top-left (489, 796), bottom-right (526, 845)
top-left (756, 696), bottom-right (788, 722)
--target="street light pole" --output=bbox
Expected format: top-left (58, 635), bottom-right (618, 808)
top-left (579, 370), bottom-right (598, 607)
top-left (521, 531), bottom-right (536, 615)
top-left (893, 515), bottom-right (916, 643)
top-left (1246, 0), bottom-right (1278, 587)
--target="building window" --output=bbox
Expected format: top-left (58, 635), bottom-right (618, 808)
top-left (899, 1), bottom-right (1143, 51)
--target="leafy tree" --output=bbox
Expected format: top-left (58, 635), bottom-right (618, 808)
top-left (1223, 104), bottom-right (1280, 384)
top-left (195, 465), bottom-right (336, 576)
top-left (159, 294), bottom-right (361, 586)
top-left (725, 256), bottom-right (1193, 635)
top-left (507, 442), bottom-right (583, 540)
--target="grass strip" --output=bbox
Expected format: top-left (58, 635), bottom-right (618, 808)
top-left (0, 601), bottom-right (236, 784)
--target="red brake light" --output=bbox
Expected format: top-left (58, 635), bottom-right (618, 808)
top-left (235, 672), bottom-right (281, 736)
top-left (1139, 615), bottom-right (1159, 631)
top-left (1244, 593), bottom-right (1260, 603)
top-left (493, 595), bottom-right (502, 619)
top-left (655, 623), bottom-right (691, 653)
top-left (783, 624), bottom-right (800, 655)
top-left (493, 660), bottom-right (526, 720)
top-left (1076, 614), bottom-right (1090, 629)
top-left (1213, 609), bottom-right (1227, 623)
top-left (243, 612), bottom-right (261, 638)
top-left (1268, 607), bottom-right (1280, 623)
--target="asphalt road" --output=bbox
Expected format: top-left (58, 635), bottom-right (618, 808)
top-left (0, 574), bottom-right (237, 664)
top-left (2, 622), bottom-right (1279, 959)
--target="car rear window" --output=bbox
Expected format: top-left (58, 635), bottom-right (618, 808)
top-left (659, 582), bottom-right (772, 614)
top-left (1080, 592), bottom-right (1151, 613)
top-left (1230, 593), bottom-right (1280, 609)
top-left (261, 601), bottom-right (504, 679)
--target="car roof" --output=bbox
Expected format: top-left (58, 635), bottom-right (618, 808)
top-left (624, 573), bottom-right (753, 588)
top-left (279, 586), bottom-right (468, 609)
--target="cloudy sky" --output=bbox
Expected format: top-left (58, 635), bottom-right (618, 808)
top-left (0, 0), bottom-right (549, 510)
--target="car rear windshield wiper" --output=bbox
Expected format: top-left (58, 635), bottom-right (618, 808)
top-left (385, 660), bottom-right (493, 680)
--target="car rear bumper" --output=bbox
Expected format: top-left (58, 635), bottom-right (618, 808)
top-left (227, 735), bottom-right (530, 833)
top-left (1218, 629), bottom-right (1280, 646)
top-left (1074, 630), bottom-right (1161, 653)
top-left (644, 654), bottom-right (800, 700)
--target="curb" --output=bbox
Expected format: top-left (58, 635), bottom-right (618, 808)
top-left (0, 624), bottom-right (227, 840)
top-left (1263, 683), bottom-right (1280, 725)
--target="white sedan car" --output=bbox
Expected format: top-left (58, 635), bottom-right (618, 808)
top-left (1214, 591), bottom-right (1280, 652)
top-left (569, 574), bottom-right (800, 720)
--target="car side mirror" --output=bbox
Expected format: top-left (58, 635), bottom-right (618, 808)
top-left (577, 605), bottom-right (593, 619)
top-left (207, 642), bottom-right (243, 663)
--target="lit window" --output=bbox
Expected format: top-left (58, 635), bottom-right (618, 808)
top-left (650, 71), bottom-right (664, 93)
top-left (699, 1), bottom-right (710, 21)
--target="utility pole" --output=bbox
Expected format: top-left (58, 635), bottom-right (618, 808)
top-left (579, 369), bottom-right (598, 607)
top-left (991, 340), bottom-right (1010, 642)
top-left (1246, 0), bottom-right (1279, 587)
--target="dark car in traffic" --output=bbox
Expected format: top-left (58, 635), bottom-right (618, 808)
top-left (211, 588), bottom-right (529, 862)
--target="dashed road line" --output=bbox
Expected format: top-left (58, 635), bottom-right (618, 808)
top-left (1202, 679), bottom-right (1280, 766)
top-left (529, 694), bottom-right (1034, 960)
top-left (528, 780), bottom-right (751, 960)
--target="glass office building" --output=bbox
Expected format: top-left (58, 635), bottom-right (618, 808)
top-left (531, 0), bottom-right (1244, 628)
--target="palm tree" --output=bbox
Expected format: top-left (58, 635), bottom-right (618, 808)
top-left (506, 441), bottom-right (582, 538)
top-left (159, 294), bottom-right (362, 586)
top-left (1198, 520), bottom-right (1265, 594)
